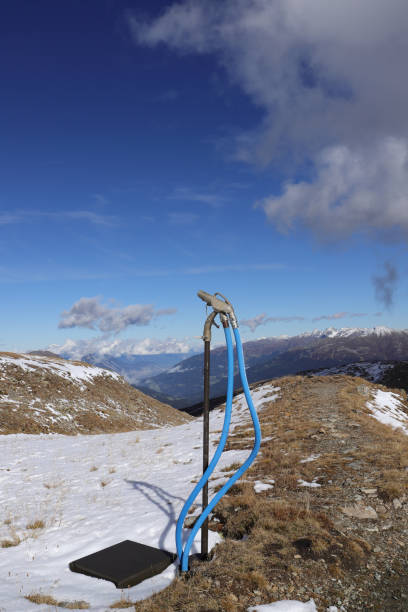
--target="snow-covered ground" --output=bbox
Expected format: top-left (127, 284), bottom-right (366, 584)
top-left (366, 389), bottom-right (408, 435)
top-left (309, 361), bottom-right (394, 382)
top-left (0, 353), bottom-right (122, 386)
top-left (0, 384), bottom-right (279, 611)
top-left (248, 600), bottom-right (318, 611)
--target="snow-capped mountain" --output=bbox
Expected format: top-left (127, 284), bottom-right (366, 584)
top-left (298, 325), bottom-right (398, 339)
top-left (138, 326), bottom-right (408, 409)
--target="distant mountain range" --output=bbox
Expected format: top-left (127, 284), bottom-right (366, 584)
top-left (58, 352), bottom-right (194, 384)
top-left (137, 326), bottom-right (408, 408)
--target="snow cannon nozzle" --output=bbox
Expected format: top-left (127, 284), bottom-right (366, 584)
top-left (197, 290), bottom-right (238, 328)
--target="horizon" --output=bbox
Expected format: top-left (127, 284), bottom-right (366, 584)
top-left (1, 1), bottom-right (407, 355)
top-left (18, 324), bottom-right (408, 359)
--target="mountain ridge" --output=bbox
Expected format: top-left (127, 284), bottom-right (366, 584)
top-left (0, 352), bottom-right (190, 434)
top-left (138, 326), bottom-right (408, 408)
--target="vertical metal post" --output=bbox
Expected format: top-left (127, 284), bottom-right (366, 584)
top-left (201, 339), bottom-right (210, 559)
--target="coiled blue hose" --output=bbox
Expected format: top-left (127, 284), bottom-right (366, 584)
top-left (177, 326), bottom-right (261, 572)
top-left (175, 325), bottom-right (234, 564)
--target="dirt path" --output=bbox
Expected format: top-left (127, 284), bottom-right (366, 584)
top-left (297, 379), bottom-right (408, 610)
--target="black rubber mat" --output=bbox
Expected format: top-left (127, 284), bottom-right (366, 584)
top-left (69, 540), bottom-right (177, 588)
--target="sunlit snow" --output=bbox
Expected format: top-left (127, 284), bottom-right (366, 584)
top-left (0, 384), bottom-right (279, 610)
top-left (366, 389), bottom-right (408, 435)
top-left (248, 599), bottom-right (318, 611)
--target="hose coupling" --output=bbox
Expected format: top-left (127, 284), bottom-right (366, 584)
top-left (219, 313), bottom-right (229, 328)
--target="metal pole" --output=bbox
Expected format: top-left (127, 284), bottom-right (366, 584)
top-left (201, 339), bottom-right (210, 559)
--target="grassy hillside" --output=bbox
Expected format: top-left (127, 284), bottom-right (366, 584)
top-left (132, 375), bottom-right (408, 611)
top-left (0, 352), bottom-right (190, 434)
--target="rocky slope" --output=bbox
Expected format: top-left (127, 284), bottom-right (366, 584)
top-left (0, 352), bottom-right (190, 434)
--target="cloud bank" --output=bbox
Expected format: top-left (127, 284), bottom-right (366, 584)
top-left (50, 336), bottom-right (196, 359)
top-left (59, 297), bottom-right (176, 333)
top-left (129, 0), bottom-right (408, 242)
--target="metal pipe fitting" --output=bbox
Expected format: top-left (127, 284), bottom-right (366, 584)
top-left (197, 290), bottom-right (239, 328)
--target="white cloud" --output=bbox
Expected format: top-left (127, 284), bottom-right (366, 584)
top-left (185, 263), bottom-right (286, 274)
top-left (58, 297), bottom-right (176, 333)
top-left (0, 214), bottom-right (20, 225)
top-left (240, 313), bottom-right (268, 332)
top-left (257, 139), bottom-right (408, 240)
top-left (242, 310), bottom-right (368, 330)
top-left (169, 186), bottom-right (226, 207)
top-left (241, 312), bottom-right (305, 332)
top-left (49, 336), bottom-right (198, 359)
top-left (312, 312), bottom-right (348, 322)
top-left (130, 0), bottom-right (408, 242)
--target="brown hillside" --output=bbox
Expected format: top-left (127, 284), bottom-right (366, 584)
top-left (0, 352), bottom-right (190, 434)
top-left (130, 375), bottom-right (408, 612)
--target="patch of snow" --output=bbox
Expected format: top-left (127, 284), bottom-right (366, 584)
top-left (298, 478), bottom-right (322, 488)
top-left (310, 361), bottom-right (394, 381)
top-left (232, 384), bottom-right (280, 412)
top-left (300, 454), bottom-right (321, 464)
top-left (248, 599), bottom-right (317, 611)
top-left (0, 395), bottom-right (19, 404)
top-left (254, 480), bottom-right (274, 493)
top-left (366, 389), bottom-right (408, 435)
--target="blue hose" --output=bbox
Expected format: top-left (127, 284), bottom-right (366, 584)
top-left (175, 325), bottom-right (234, 564)
top-left (179, 326), bottom-right (261, 572)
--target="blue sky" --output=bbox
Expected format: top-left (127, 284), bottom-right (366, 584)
top-left (1, 0), bottom-right (407, 356)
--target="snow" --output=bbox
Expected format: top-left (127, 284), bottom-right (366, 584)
top-left (300, 454), bottom-right (321, 464)
top-left (298, 479), bottom-right (322, 488)
top-left (0, 383), bottom-right (280, 610)
top-left (232, 385), bottom-right (281, 411)
top-left (0, 353), bottom-right (122, 384)
top-left (366, 389), bottom-right (408, 435)
top-left (309, 361), bottom-right (394, 381)
top-left (298, 325), bottom-right (401, 340)
top-left (248, 599), bottom-right (317, 611)
top-left (254, 480), bottom-right (274, 493)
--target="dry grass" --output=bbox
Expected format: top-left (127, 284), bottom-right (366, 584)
top-left (25, 593), bottom-right (90, 608)
top-left (25, 594), bottom-right (59, 606)
top-left (26, 519), bottom-right (45, 530)
top-left (110, 598), bottom-right (136, 608)
top-left (128, 374), bottom-right (408, 611)
top-left (0, 351), bottom-right (191, 435)
top-left (1, 536), bottom-right (21, 548)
